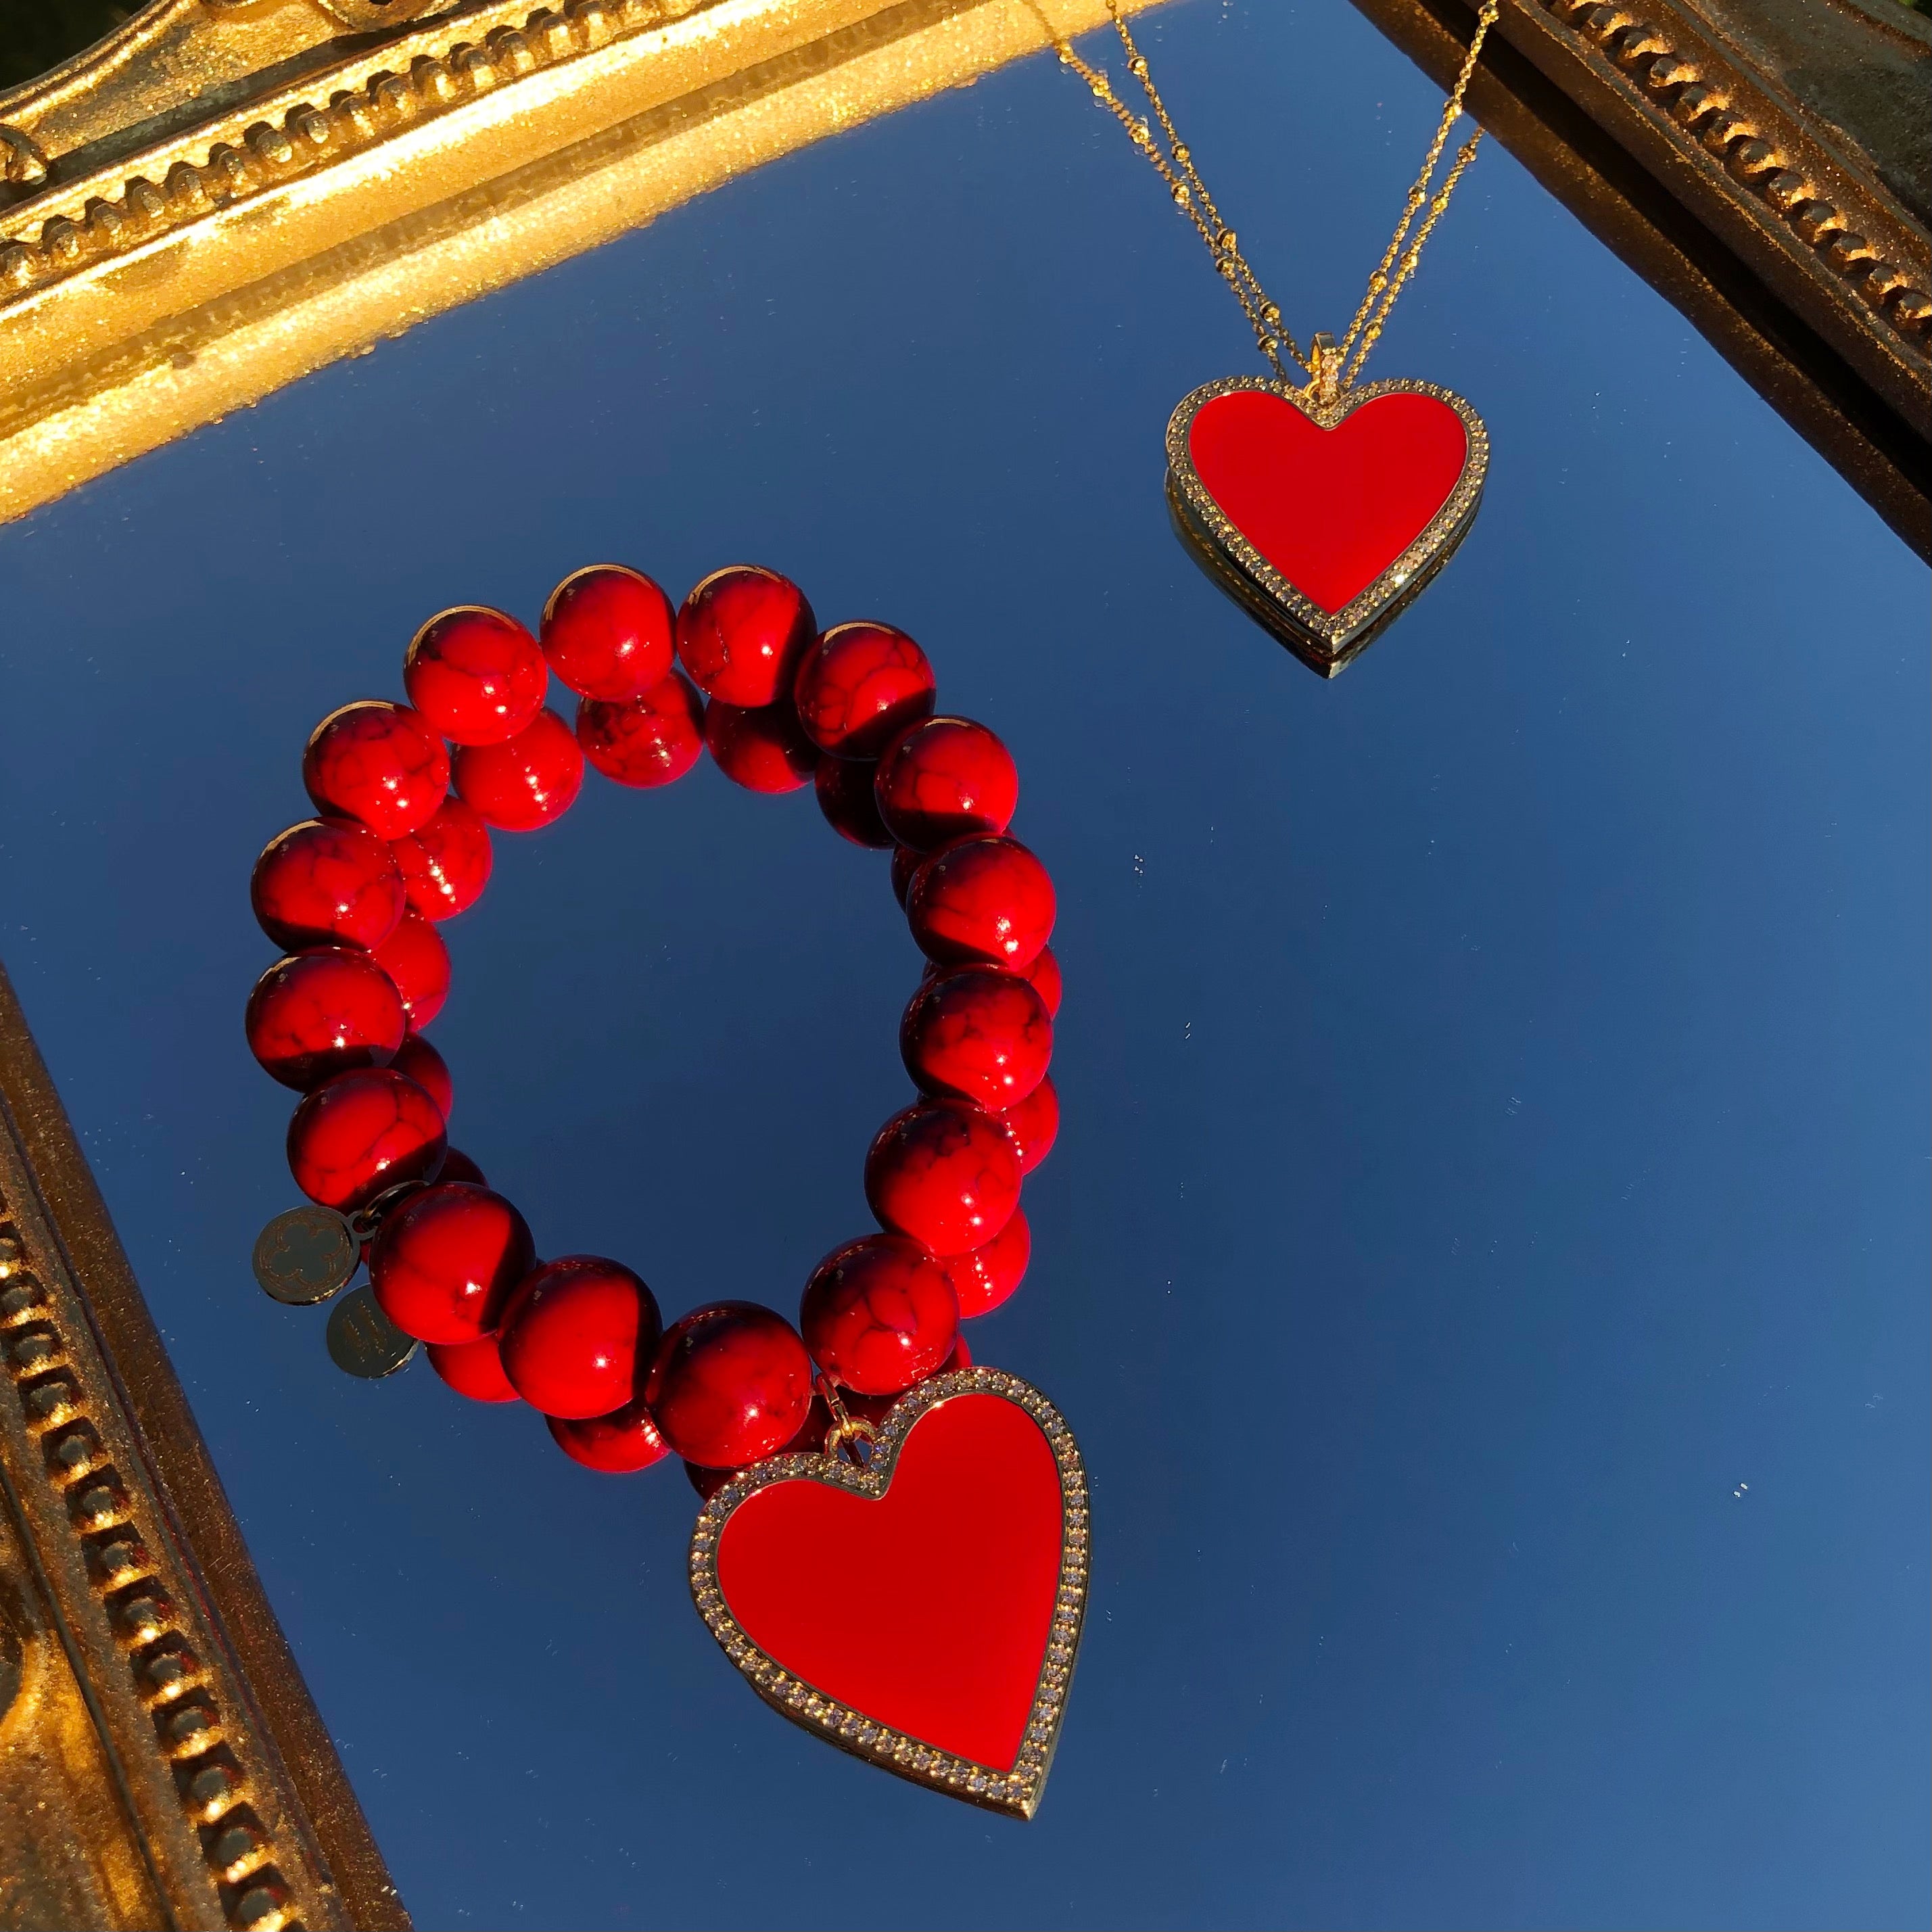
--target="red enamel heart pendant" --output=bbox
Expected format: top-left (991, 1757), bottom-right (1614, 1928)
top-left (1166, 374), bottom-right (1488, 676)
top-left (688, 1368), bottom-right (1087, 1818)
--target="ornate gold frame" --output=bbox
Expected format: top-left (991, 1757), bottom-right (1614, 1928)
top-left (0, 0), bottom-right (1146, 526)
top-left (0, 961), bottom-right (405, 1931)
top-left (688, 1367), bottom-right (1089, 1822)
top-left (1346, 0), bottom-right (1932, 559)
top-left (1164, 373), bottom-right (1490, 675)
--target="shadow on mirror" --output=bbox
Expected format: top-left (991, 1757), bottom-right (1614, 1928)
top-left (0, 1), bottom-right (132, 89)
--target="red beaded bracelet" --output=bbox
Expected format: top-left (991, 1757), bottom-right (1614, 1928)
top-left (245, 564), bottom-right (1087, 1818)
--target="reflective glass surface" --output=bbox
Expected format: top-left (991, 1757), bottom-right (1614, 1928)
top-left (1, 1), bottom-right (1926, 1925)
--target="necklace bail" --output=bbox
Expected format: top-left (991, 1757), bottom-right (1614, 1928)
top-left (815, 1370), bottom-right (878, 1465)
top-left (1307, 332), bottom-right (1344, 408)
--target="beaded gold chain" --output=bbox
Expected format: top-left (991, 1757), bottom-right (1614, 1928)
top-left (1054, 0), bottom-right (1500, 400)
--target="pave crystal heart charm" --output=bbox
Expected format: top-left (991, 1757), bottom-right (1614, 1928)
top-left (688, 1368), bottom-right (1087, 1818)
top-left (1166, 374), bottom-right (1488, 676)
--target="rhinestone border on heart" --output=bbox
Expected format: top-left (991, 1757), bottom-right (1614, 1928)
top-left (1165, 373), bottom-right (1491, 677)
top-left (688, 1367), bottom-right (1088, 1819)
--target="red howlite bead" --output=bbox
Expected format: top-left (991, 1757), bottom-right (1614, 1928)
top-left (891, 843), bottom-right (920, 907)
top-left (793, 623), bottom-right (936, 759)
top-left (1024, 944), bottom-right (1063, 1018)
top-left (542, 565), bottom-right (675, 701)
top-left (801, 1234), bottom-right (959, 1397)
top-left (438, 1148), bottom-right (486, 1185)
top-left (901, 966), bottom-right (1052, 1111)
top-left (371, 909), bottom-right (450, 1030)
top-left (906, 834), bottom-right (1055, 970)
top-left (994, 1073), bottom-right (1058, 1174)
top-left (814, 754), bottom-right (894, 848)
top-left (676, 565), bottom-right (816, 708)
top-left (874, 717), bottom-right (1018, 849)
top-left (287, 1067), bottom-right (446, 1211)
top-left (864, 1100), bottom-right (1022, 1256)
top-left (547, 1397), bottom-right (672, 1474)
top-left (577, 672), bottom-right (705, 787)
top-left (388, 1033), bottom-right (451, 1116)
top-left (704, 699), bottom-right (816, 793)
top-left (926, 945), bottom-right (1062, 1017)
top-left (646, 1302), bottom-right (813, 1469)
top-left (687, 1393), bottom-right (837, 1497)
top-left (303, 703), bottom-right (450, 841)
top-left (370, 1183), bottom-right (535, 1344)
top-left (245, 949), bottom-right (404, 1090)
top-left (453, 707), bottom-right (584, 831)
top-left (390, 797), bottom-right (492, 921)
top-left (498, 1256), bottom-right (663, 1420)
top-left (404, 607), bottom-right (548, 745)
top-left (945, 1207), bottom-right (1031, 1318)
top-left (251, 819), bottom-right (406, 952)
top-left (947, 1331), bottom-right (972, 1369)
top-left (427, 1334), bottom-right (519, 1403)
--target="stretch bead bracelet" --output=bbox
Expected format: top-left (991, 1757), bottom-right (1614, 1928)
top-left (245, 563), bottom-right (1062, 1488)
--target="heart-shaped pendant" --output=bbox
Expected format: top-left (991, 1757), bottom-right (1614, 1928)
top-left (1166, 375), bottom-right (1488, 676)
top-left (688, 1367), bottom-right (1087, 1818)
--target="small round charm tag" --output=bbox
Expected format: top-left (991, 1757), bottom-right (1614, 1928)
top-left (253, 1206), bottom-right (359, 1306)
top-left (325, 1286), bottom-right (419, 1379)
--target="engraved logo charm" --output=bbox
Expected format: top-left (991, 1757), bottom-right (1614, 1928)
top-left (325, 1285), bottom-right (419, 1379)
top-left (252, 1205), bottom-right (359, 1306)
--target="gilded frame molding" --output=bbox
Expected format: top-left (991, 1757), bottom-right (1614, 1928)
top-left (0, 0), bottom-right (1151, 525)
top-left (1345, 0), bottom-right (1932, 558)
top-left (0, 960), bottom-right (406, 1931)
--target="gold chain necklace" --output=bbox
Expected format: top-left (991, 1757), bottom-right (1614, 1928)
top-left (1053, 1), bottom-right (1501, 674)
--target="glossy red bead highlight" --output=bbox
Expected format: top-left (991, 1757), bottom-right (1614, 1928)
top-left (498, 1256), bottom-right (663, 1420)
top-left (944, 1207), bottom-right (1031, 1318)
top-left (905, 834), bottom-right (1056, 970)
top-left (404, 607), bottom-right (548, 746)
top-left (814, 754), bottom-right (894, 848)
top-left (704, 699), bottom-right (816, 793)
top-left (251, 819), bottom-right (406, 952)
top-left (800, 1234), bottom-right (959, 1396)
top-left (388, 1033), bottom-right (451, 1116)
top-left (646, 1302), bottom-right (814, 1468)
top-left (901, 966), bottom-right (1052, 1111)
top-left (874, 717), bottom-right (1018, 849)
top-left (452, 707), bottom-right (585, 831)
top-left (547, 1396), bottom-right (672, 1474)
top-left (676, 566), bottom-right (816, 708)
top-left (793, 622), bottom-right (937, 759)
top-left (863, 1100), bottom-right (1022, 1256)
top-left (370, 1183), bottom-right (536, 1344)
top-left (390, 797), bottom-right (492, 921)
top-left (245, 949), bottom-right (405, 1090)
top-left (993, 1073), bottom-right (1058, 1174)
top-left (303, 702), bottom-right (450, 841)
top-left (426, 1334), bottom-right (520, 1404)
top-left (542, 565), bottom-right (675, 701)
top-left (371, 909), bottom-right (451, 1030)
top-left (287, 1067), bottom-right (446, 1211)
top-left (576, 671), bottom-right (705, 787)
